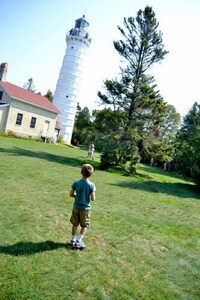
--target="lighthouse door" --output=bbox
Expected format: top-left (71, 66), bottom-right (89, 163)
top-left (42, 120), bottom-right (50, 137)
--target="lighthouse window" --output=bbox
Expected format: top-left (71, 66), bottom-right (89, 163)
top-left (71, 47), bottom-right (74, 49)
top-left (66, 95), bottom-right (68, 98)
top-left (0, 91), bottom-right (3, 100)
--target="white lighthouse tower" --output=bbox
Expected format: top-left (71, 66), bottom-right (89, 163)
top-left (53, 15), bottom-right (91, 144)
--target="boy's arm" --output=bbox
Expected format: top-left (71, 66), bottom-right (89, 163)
top-left (90, 191), bottom-right (95, 201)
top-left (69, 188), bottom-right (76, 198)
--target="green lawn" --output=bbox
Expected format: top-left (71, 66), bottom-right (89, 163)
top-left (0, 137), bottom-right (199, 300)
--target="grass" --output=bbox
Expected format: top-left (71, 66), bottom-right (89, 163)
top-left (0, 136), bottom-right (200, 300)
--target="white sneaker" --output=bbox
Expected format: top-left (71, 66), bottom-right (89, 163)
top-left (75, 240), bottom-right (86, 250)
top-left (70, 240), bottom-right (76, 247)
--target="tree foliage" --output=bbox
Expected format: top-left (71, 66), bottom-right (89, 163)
top-left (142, 103), bottom-right (180, 165)
top-left (97, 6), bottom-right (179, 172)
top-left (175, 102), bottom-right (200, 189)
top-left (23, 78), bottom-right (35, 92)
top-left (44, 89), bottom-right (53, 102)
top-left (71, 104), bottom-right (93, 145)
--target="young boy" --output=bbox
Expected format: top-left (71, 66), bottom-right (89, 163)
top-left (69, 164), bottom-right (96, 249)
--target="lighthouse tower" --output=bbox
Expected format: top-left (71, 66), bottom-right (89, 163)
top-left (53, 15), bottom-right (91, 144)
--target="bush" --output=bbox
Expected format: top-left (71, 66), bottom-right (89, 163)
top-left (100, 150), bottom-right (118, 170)
top-left (57, 134), bottom-right (63, 143)
top-left (3, 130), bottom-right (17, 137)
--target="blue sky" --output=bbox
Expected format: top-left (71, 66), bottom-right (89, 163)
top-left (1, 0), bottom-right (200, 117)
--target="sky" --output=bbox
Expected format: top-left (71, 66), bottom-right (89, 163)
top-left (1, 0), bottom-right (200, 117)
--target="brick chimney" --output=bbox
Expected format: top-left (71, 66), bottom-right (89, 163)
top-left (0, 63), bottom-right (8, 81)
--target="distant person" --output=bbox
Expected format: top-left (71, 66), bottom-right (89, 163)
top-left (150, 157), bottom-right (154, 166)
top-left (69, 164), bottom-right (96, 249)
top-left (88, 142), bottom-right (95, 160)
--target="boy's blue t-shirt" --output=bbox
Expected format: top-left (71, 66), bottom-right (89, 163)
top-left (71, 179), bottom-right (96, 210)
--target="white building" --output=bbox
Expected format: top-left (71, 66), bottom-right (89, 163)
top-left (53, 15), bottom-right (91, 144)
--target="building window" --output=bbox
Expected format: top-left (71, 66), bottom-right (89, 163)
top-left (16, 113), bottom-right (23, 125)
top-left (0, 91), bottom-right (3, 100)
top-left (30, 117), bottom-right (36, 128)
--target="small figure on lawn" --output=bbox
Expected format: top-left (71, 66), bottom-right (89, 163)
top-left (88, 142), bottom-right (95, 160)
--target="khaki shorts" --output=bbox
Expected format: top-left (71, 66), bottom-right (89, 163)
top-left (70, 207), bottom-right (90, 228)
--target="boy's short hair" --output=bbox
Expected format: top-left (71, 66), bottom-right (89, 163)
top-left (81, 164), bottom-right (94, 178)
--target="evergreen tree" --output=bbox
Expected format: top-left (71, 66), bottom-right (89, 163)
top-left (92, 108), bottom-right (125, 155)
top-left (98, 6), bottom-right (170, 172)
top-left (44, 89), bottom-right (53, 102)
top-left (140, 103), bottom-right (180, 164)
top-left (176, 102), bottom-right (200, 190)
top-left (72, 105), bottom-right (92, 145)
top-left (23, 78), bottom-right (35, 92)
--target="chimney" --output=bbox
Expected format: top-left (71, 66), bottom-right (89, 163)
top-left (0, 63), bottom-right (8, 81)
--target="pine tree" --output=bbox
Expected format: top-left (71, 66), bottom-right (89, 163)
top-left (23, 78), bottom-right (35, 92)
top-left (98, 6), bottom-right (170, 172)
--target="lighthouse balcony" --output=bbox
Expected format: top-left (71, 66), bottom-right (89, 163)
top-left (67, 28), bottom-right (91, 43)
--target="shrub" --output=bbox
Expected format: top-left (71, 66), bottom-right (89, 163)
top-left (57, 134), bottom-right (63, 143)
top-left (4, 130), bottom-right (17, 137)
top-left (100, 150), bottom-right (118, 170)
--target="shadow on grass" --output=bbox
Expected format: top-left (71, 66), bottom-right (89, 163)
top-left (0, 146), bottom-right (100, 169)
top-left (0, 241), bottom-right (74, 256)
top-left (110, 180), bottom-right (200, 200)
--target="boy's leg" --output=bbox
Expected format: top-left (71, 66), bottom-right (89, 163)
top-left (70, 207), bottom-right (79, 245)
top-left (72, 224), bottom-right (78, 236)
top-left (70, 225), bottom-right (78, 246)
top-left (80, 226), bottom-right (87, 235)
top-left (76, 210), bottom-right (90, 249)
top-left (72, 224), bottom-right (77, 240)
top-left (77, 226), bottom-right (87, 242)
